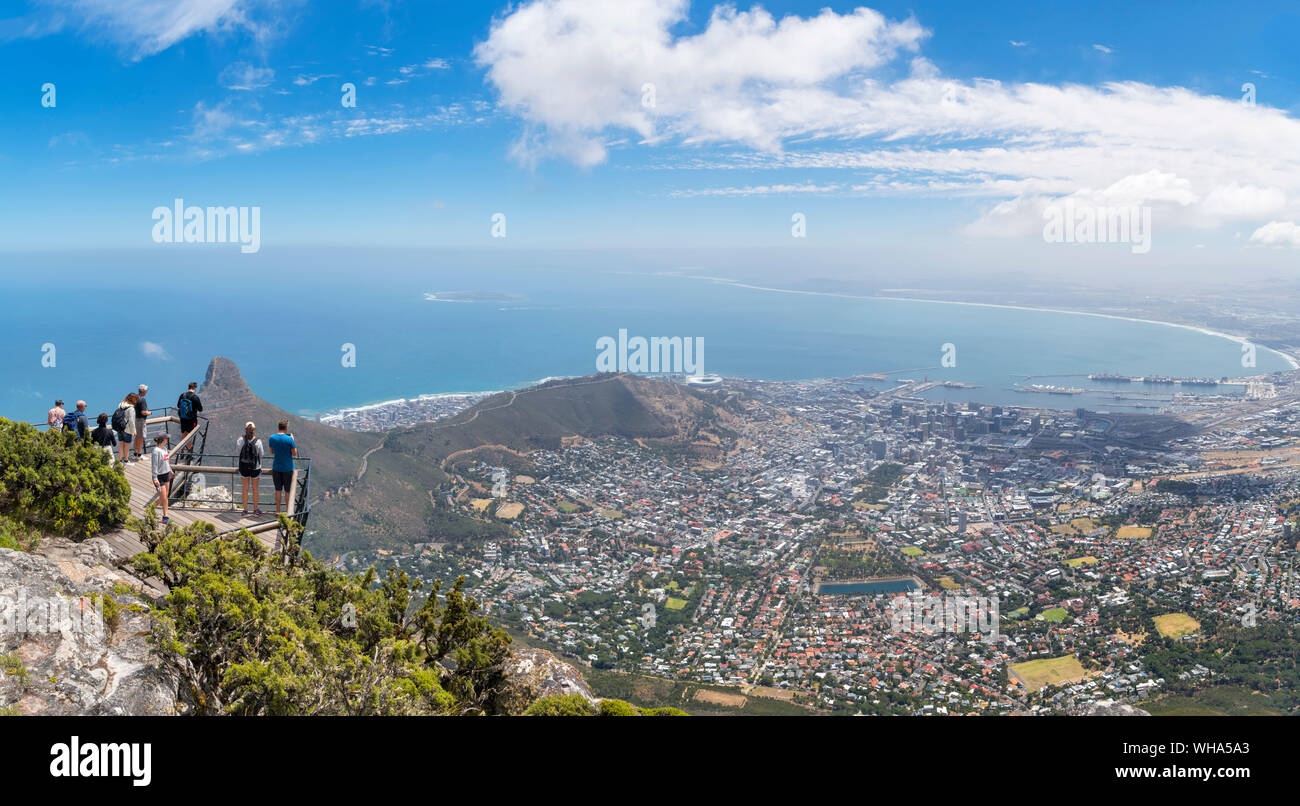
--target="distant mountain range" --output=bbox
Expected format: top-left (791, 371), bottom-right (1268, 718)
top-left (198, 358), bottom-right (735, 558)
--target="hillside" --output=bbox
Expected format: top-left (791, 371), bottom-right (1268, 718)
top-left (193, 361), bottom-right (733, 557)
top-left (197, 357), bottom-right (383, 498)
top-left (314, 373), bottom-right (735, 556)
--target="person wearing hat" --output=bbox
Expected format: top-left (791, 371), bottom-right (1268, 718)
top-left (133, 384), bottom-right (151, 459)
top-left (47, 399), bottom-right (65, 430)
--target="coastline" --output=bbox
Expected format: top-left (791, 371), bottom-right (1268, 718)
top-left (316, 281), bottom-right (1297, 420)
top-left (686, 275), bottom-right (1300, 371)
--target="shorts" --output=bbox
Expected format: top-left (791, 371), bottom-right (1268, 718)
top-left (239, 464), bottom-right (261, 479)
top-left (136, 418), bottom-right (148, 438)
top-left (115, 430), bottom-right (130, 443)
top-left (272, 469), bottom-right (294, 492)
top-left (155, 472), bottom-right (172, 486)
top-left (180, 419), bottom-right (197, 434)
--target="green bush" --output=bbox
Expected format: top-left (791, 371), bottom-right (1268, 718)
top-left (0, 419), bottom-right (129, 539)
top-left (639, 706), bottom-right (688, 716)
top-left (0, 513), bottom-right (41, 551)
top-left (524, 694), bottom-right (599, 716)
top-left (597, 698), bottom-right (639, 716)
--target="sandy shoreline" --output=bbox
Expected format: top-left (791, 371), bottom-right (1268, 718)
top-left (697, 277), bottom-right (1300, 371)
top-left (318, 281), bottom-right (1296, 419)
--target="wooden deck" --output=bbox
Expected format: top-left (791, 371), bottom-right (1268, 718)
top-left (99, 417), bottom-right (287, 563)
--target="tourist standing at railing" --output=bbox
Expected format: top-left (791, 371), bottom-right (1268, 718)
top-left (269, 420), bottom-right (298, 514)
top-left (63, 400), bottom-right (89, 440)
top-left (47, 399), bottom-right (65, 430)
top-left (151, 433), bottom-right (173, 525)
top-left (133, 384), bottom-right (151, 459)
top-left (176, 381), bottom-right (203, 461)
top-left (113, 393), bottom-right (138, 464)
top-left (236, 422), bottom-right (264, 516)
top-left (91, 413), bottom-right (117, 464)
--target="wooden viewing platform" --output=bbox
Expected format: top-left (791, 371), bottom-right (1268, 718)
top-left (97, 411), bottom-right (306, 562)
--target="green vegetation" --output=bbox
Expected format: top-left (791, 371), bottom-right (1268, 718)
top-left (1039, 607), bottom-right (1068, 623)
top-left (585, 669), bottom-right (810, 715)
top-left (127, 513), bottom-right (515, 715)
top-left (0, 653), bottom-right (30, 689)
top-left (815, 544), bottom-right (909, 580)
top-left (853, 462), bottom-right (904, 505)
top-left (0, 419), bottom-right (129, 539)
top-left (524, 694), bottom-right (686, 716)
top-left (1146, 686), bottom-right (1284, 716)
top-left (0, 513), bottom-right (41, 552)
top-left (1155, 478), bottom-right (1198, 495)
top-left (1143, 621), bottom-right (1300, 712)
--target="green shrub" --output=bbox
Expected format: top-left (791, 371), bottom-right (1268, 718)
top-left (640, 706), bottom-right (688, 716)
top-left (0, 513), bottom-right (41, 551)
top-left (0, 653), bottom-right (30, 689)
top-left (0, 420), bottom-right (129, 539)
top-left (597, 698), bottom-right (639, 716)
top-left (524, 694), bottom-right (599, 716)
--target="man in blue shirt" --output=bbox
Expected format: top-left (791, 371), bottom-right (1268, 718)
top-left (268, 420), bottom-right (298, 514)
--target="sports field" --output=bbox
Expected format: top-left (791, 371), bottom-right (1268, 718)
top-left (1116, 525), bottom-right (1153, 539)
top-left (1009, 656), bottom-right (1087, 691)
top-left (1153, 613), bottom-right (1200, 638)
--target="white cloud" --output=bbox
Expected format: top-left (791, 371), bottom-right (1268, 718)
top-left (1249, 221), bottom-right (1300, 247)
top-left (33, 0), bottom-right (273, 58)
top-left (475, 0), bottom-right (927, 166)
top-left (473, 2), bottom-right (1300, 242)
top-left (140, 341), bottom-right (171, 360)
top-left (219, 61), bottom-right (274, 90)
top-left (1092, 43), bottom-right (1113, 54)
top-left (1009, 40), bottom-right (1028, 48)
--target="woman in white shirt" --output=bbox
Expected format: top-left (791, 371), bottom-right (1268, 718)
top-left (236, 422), bottom-right (264, 516)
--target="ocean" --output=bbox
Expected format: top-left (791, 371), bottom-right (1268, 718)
top-left (1, 257), bottom-right (1290, 421)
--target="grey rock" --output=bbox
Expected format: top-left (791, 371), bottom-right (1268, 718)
top-left (492, 647), bottom-right (595, 715)
top-left (1069, 700), bottom-right (1150, 716)
top-left (0, 544), bottom-right (182, 716)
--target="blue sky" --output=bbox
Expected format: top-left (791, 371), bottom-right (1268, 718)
top-left (2, 0), bottom-right (1300, 267)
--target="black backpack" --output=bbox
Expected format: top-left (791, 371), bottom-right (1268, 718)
top-left (239, 438), bottom-right (259, 468)
top-left (111, 407), bottom-right (128, 432)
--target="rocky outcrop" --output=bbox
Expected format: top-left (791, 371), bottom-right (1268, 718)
top-left (1069, 700), bottom-right (1150, 716)
top-left (200, 355), bottom-right (258, 411)
top-left (492, 647), bottom-right (596, 715)
top-left (0, 542), bottom-right (183, 715)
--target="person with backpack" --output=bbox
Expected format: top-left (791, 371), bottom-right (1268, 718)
top-left (151, 433), bottom-right (173, 525)
top-left (176, 382), bottom-right (203, 453)
top-left (47, 399), bottom-right (66, 430)
top-left (63, 400), bottom-right (89, 440)
top-left (91, 412), bottom-right (118, 464)
top-left (236, 422), bottom-right (264, 516)
top-left (133, 384), bottom-right (151, 460)
top-left (268, 420), bottom-right (298, 514)
top-left (114, 393), bottom-right (138, 464)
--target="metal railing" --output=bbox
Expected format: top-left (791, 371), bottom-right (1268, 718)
top-left (31, 403), bottom-right (311, 541)
top-left (168, 450), bottom-right (312, 535)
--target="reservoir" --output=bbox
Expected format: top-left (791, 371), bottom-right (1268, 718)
top-left (816, 577), bottom-right (921, 595)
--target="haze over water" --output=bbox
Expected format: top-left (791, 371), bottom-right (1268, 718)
top-left (1, 259), bottom-right (1288, 421)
